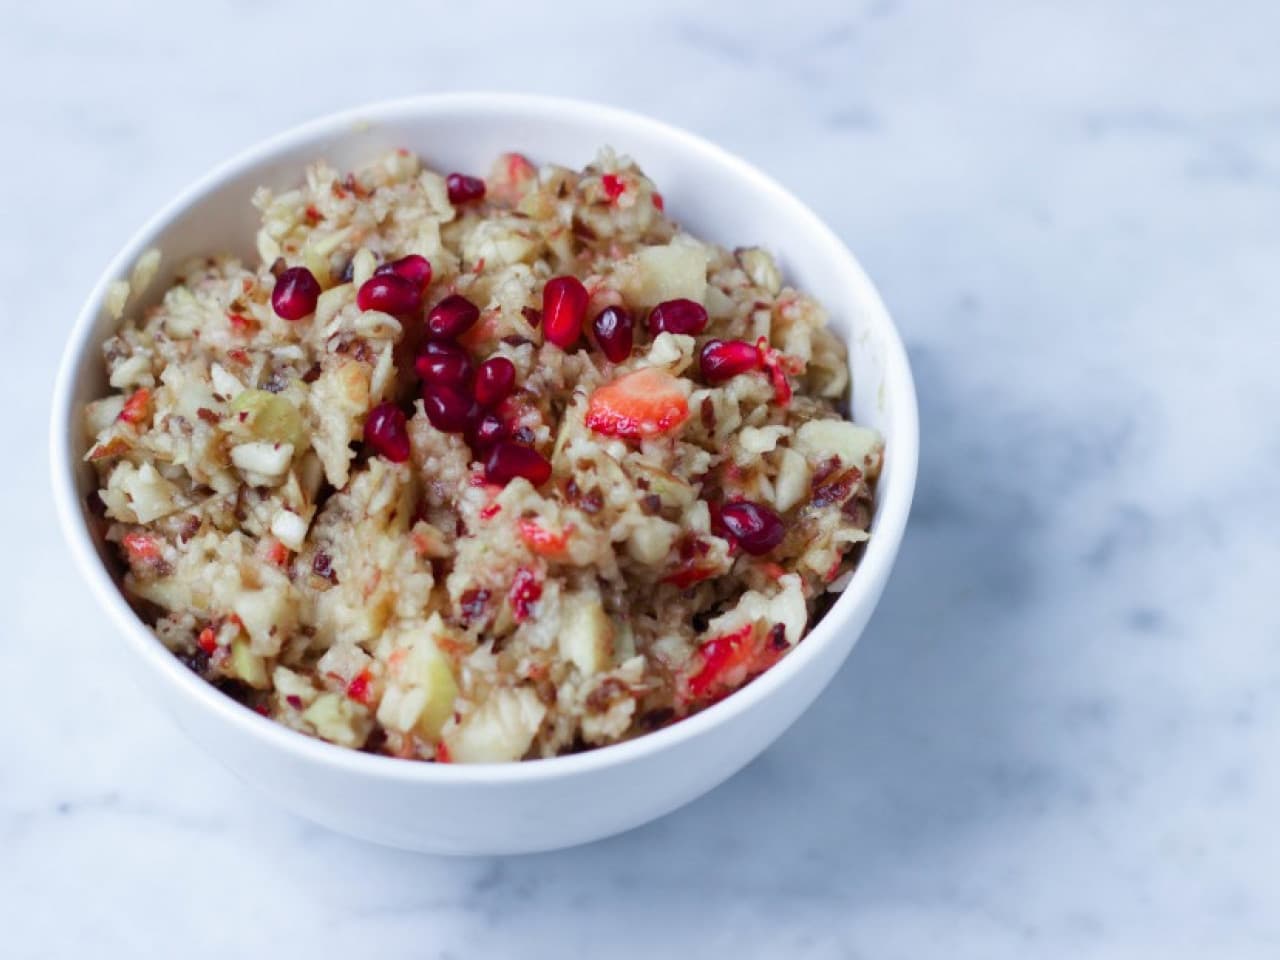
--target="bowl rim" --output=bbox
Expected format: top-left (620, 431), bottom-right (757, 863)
top-left (50, 92), bottom-right (918, 784)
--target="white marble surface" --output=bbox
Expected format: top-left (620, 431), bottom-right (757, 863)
top-left (5, 0), bottom-right (1278, 955)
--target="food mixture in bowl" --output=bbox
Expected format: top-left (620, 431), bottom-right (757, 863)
top-left (83, 148), bottom-right (883, 763)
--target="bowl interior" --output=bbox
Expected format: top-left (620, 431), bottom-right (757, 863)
top-left (54, 94), bottom-right (917, 777)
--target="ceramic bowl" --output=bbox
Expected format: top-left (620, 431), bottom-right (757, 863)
top-left (50, 93), bottom-right (918, 854)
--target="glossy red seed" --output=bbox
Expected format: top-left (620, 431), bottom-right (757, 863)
top-left (591, 305), bottom-right (634, 362)
top-left (466, 412), bottom-right (508, 451)
top-left (357, 273), bottom-right (421, 314)
top-left (474, 356), bottom-right (516, 408)
top-left (717, 501), bottom-right (785, 555)
top-left (648, 298), bottom-right (708, 336)
top-left (700, 338), bottom-right (762, 384)
top-left (426, 294), bottom-right (480, 341)
top-left (485, 442), bottom-right (552, 486)
top-left (374, 254), bottom-right (432, 290)
top-left (542, 276), bottom-right (589, 349)
top-left (415, 341), bottom-right (472, 388)
top-left (446, 172), bottom-right (486, 204)
top-left (271, 266), bottom-right (321, 320)
top-left (363, 402), bottom-right (411, 462)
top-left (422, 383), bottom-right (477, 433)
top-left (601, 173), bottom-right (625, 200)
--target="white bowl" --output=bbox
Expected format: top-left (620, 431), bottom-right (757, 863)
top-left (50, 93), bottom-right (918, 855)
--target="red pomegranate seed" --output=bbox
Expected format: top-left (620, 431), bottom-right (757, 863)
top-left (716, 500), bottom-right (785, 555)
top-left (485, 442), bottom-right (552, 486)
top-left (648, 298), bottom-right (708, 336)
top-left (374, 254), bottom-right (432, 290)
top-left (271, 266), bottom-right (321, 320)
top-left (591, 305), bottom-right (633, 362)
top-left (356, 273), bottom-right (421, 315)
top-left (426, 294), bottom-right (480, 341)
top-left (422, 383), bottom-right (477, 433)
top-left (446, 172), bottom-right (486, 204)
top-left (466, 412), bottom-right (508, 450)
top-left (363, 402), bottom-right (411, 462)
top-left (415, 341), bottom-right (472, 388)
top-left (474, 356), bottom-right (516, 408)
top-left (601, 173), bottom-right (625, 201)
top-left (542, 276), bottom-right (589, 349)
top-left (700, 339), bottom-right (762, 384)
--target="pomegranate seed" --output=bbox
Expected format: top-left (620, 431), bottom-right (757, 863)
top-left (591, 306), bottom-right (633, 362)
top-left (363, 402), bottom-right (411, 462)
top-left (426, 294), bottom-right (480, 341)
top-left (466, 412), bottom-right (508, 450)
top-left (271, 267), bottom-right (321, 320)
top-left (700, 339), bottom-right (762, 384)
top-left (357, 274), bottom-right (421, 315)
top-left (374, 254), bottom-right (432, 290)
top-left (716, 500), bottom-right (785, 555)
top-left (415, 341), bottom-right (472, 388)
top-left (446, 173), bottom-right (486, 204)
top-left (542, 276), bottom-right (589, 349)
top-left (485, 442), bottom-right (552, 486)
top-left (423, 383), bottom-right (477, 433)
top-left (601, 173), bottom-right (625, 200)
top-left (474, 356), bottom-right (516, 408)
top-left (648, 298), bottom-right (708, 336)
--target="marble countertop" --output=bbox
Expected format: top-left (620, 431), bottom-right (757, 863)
top-left (6, 0), bottom-right (1278, 956)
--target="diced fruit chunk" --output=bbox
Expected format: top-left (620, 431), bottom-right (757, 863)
top-left (558, 592), bottom-right (614, 675)
top-left (585, 367), bottom-right (689, 439)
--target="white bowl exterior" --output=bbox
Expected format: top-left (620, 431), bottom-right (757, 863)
top-left (51, 94), bottom-right (917, 854)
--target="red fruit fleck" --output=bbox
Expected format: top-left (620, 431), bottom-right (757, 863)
top-left (485, 442), bottom-right (552, 486)
top-left (585, 367), bottom-right (689, 439)
top-left (423, 383), bottom-right (477, 434)
top-left (474, 356), bottom-right (516, 408)
top-left (304, 204), bottom-right (322, 225)
top-left (117, 387), bottom-right (152, 426)
top-left (346, 670), bottom-right (373, 704)
top-left (662, 561), bottom-right (720, 588)
top-left (374, 254), bottom-right (432, 291)
top-left (426, 294), bottom-right (480, 341)
top-left (446, 172), bottom-right (486, 204)
top-left (756, 337), bottom-right (793, 406)
top-left (601, 173), bottom-right (625, 201)
top-left (591, 305), bottom-right (634, 363)
top-left (479, 501), bottom-right (502, 520)
top-left (363, 402), bottom-right (411, 462)
top-left (415, 341), bottom-right (472, 388)
top-left (700, 339), bottom-right (762, 384)
top-left (685, 624), bottom-right (754, 699)
top-left (435, 741), bottom-right (452, 763)
top-left (227, 348), bottom-right (250, 365)
top-left (272, 266), bottom-right (322, 320)
top-left (466, 412), bottom-right (508, 451)
top-left (509, 567), bottom-right (543, 622)
top-left (648, 298), bottom-right (708, 336)
top-left (122, 531), bottom-right (160, 561)
top-left (286, 694), bottom-right (303, 710)
top-left (228, 312), bottom-right (259, 335)
top-left (518, 518), bottom-right (574, 556)
top-left (197, 628), bottom-right (218, 655)
top-left (716, 500), bottom-right (785, 555)
top-left (264, 538), bottom-right (289, 566)
top-left (652, 192), bottom-right (665, 211)
top-left (356, 273), bottom-right (421, 315)
top-left (542, 275), bottom-right (589, 349)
